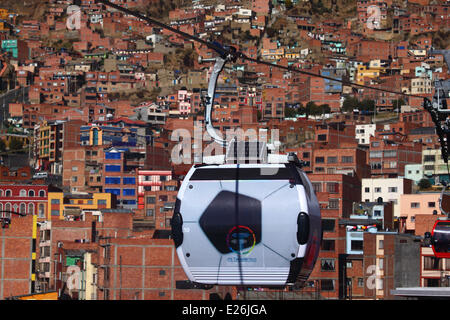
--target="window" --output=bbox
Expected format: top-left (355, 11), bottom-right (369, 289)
top-left (38, 204), bottom-right (45, 218)
top-left (51, 209), bottom-right (60, 216)
top-left (375, 187), bottom-right (381, 193)
top-left (320, 279), bottom-right (335, 291)
top-left (411, 202), bottom-right (420, 208)
top-left (315, 157), bottom-right (325, 163)
top-left (105, 177), bottom-right (121, 184)
top-left (321, 259), bottom-right (335, 271)
top-left (105, 165), bottom-right (121, 172)
top-left (105, 152), bottom-right (122, 160)
top-left (370, 151), bottom-right (382, 158)
top-left (327, 156), bottom-right (337, 163)
top-left (424, 155), bottom-right (435, 162)
top-left (358, 278), bottom-right (364, 287)
top-left (146, 209), bottom-right (154, 217)
top-left (20, 189), bottom-right (27, 197)
top-left (328, 199), bottom-right (339, 209)
top-left (122, 189), bottom-right (135, 196)
top-left (312, 183), bottom-right (322, 193)
top-left (321, 240), bottom-right (335, 251)
top-left (19, 203), bottom-right (26, 214)
top-left (39, 190), bottom-right (46, 197)
top-left (322, 219), bottom-right (335, 232)
top-left (378, 239), bottom-right (384, 249)
top-left (28, 190), bottom-right (35, 197)
top-left (123, 177), bottom-right (136, 185)
top-left (98, 199), bottom-right (107, 206)
top-left (351, 240), bottom-right (363, 251)
top-left (384, 150), bottom-right (397, 158)
top-left (388, 187), bottom-right (397, 193)
top-left (105, 188), bottom-right (120, 196)
top-left (423, 256), bottom-right (442, 270)
top-left (326, 183), bottom-right (339, 193)
top-left (428, 202), bottom-right (435, 208)
top-left (51, 199), bottom-right (60, 205)
top-left (364, 187), bottom-right (370, 193)
top-left (341, 156), bottom-right (353, 163)
top-left (28, 203), bottom-right (34, 215)
top-left (146, 197), bottom-right (156, 204)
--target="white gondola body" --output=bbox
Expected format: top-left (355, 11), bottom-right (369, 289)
top-left (171, 163), bottom-right (321, 287)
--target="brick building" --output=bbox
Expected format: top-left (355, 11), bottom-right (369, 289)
top-left (39, 210), bottom-right (235, 300)
top-left (0, 184), bottom-right (49, 222)
top-left (306, 173), bottom-right (362, 299)
top-left (0, 214), bottom-right (38, 299)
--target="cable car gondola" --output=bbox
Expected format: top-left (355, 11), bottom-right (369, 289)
top-left (429, 182), bottom-right (450, 258)
top-left (170, 50), bottom-right (322, 287)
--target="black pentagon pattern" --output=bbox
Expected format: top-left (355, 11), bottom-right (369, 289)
top-left (199, 191), bottom-right (261, 254)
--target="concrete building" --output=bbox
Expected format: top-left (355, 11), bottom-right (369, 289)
top-left (405, 164), bottom-right (424, 185)
top-left (361, 232), bottom-right (421, 300)
top-left (362, 178), bottom-right (414, 217)
top-left (47, 192), bottom-right (115, 221)
top-left (399, 192), bottom-right (441, 233)
top-left (355, 123), bottom-right (377, 145)
top-left (420, 246), bottom-right (450, 287)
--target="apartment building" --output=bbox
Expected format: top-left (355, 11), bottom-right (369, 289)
top-left (368, 134), bottom-right (422, 178)
top-left (33, 120), bottom-right (84, 175)
top-left (361, 232), bottom-right (421, 300)
top-left (47, 192), bottom-right (115, 221)
top-left (40, 210), bottom-right (235, 300)
top-left (306, 173), bottom-right (362, 299)
top-left (0, 214), bottom-right (38, 299)
top-left (399, 193), bottom-right (441, 233)
top-left (361, 178), bottom-right (413, 217)
top-left (420, 246), bottom-right (450, 287)
top-left (355, 123), bottom-right (377, 145)
top-left (298, 145), bottom-right (370, 180)
top-left (0, 184), bottom-right (49, 221)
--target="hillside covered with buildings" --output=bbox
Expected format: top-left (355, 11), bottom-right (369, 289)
top-left (0, 0), bottom-right (449, 301)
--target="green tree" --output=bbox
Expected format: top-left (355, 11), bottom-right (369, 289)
top-left (285, 106), bottom-right (297, 118)
top-left (305, 101), bottom-right (318, 118)
top-left (342, 96), bottom-right (359, 112)
top-left (418, 178), bottom-right (432, 190)
top-left (360, 99), bottom-right (375, 112)
top-left (318, 104), bottom-right (331, 116)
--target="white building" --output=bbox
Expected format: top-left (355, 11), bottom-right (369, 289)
top-left (404, 164), bottom-right (423, 184)
top-left (361, 178), bottom-right (414, 217)
top-left (355, 123), bottom-right (377, 145)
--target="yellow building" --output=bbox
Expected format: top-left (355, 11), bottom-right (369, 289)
top-left (48, 192), bottom-right (115, 220)
top-left (355, 60), bottom-right (385, 85)
top-left (0, 9), bottom-right (9, 20)
top-left (261, 48), bottom-right (284, 60)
